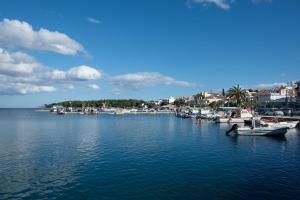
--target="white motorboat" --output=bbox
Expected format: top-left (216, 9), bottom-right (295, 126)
top-left (235, 126), bottom-right (287, 137)
top-left (260, 116), bottom-right (299, 129)
top-left (226, 119), bottom-right (288, 137)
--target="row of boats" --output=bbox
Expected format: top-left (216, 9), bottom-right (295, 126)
top-left (55, 108), bottom-right (172, 115)
top-left (176, 108), bottom-right (300, 137)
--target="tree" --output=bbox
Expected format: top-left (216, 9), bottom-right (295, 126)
top-left (222, 88), bottom-right (225, 96)
top-left (209, 101), bottom-right (223, 110)
top-left (174, 99), bottom-right (186, 107)
top-left (226, 85), bottom-right (246, 106)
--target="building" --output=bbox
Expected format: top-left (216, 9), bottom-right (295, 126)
top-left (184, 96), bottom-right (195, 104)
top-left (256, 91), bottom-right (285, 103)
top-left (256, 85), bottom-right (296, 106)
top-left (155, 99), bottom-right (169, 106)
top-left (168, 96), bottom-right (176, 104)
top-left (245, 90), bottom-right (257, 102)
top-left (197, 92), bottom-right (225, 105)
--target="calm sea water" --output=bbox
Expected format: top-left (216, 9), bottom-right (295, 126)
top-left (0, 109), bottom-right (300, 200)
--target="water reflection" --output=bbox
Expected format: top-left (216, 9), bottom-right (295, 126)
top-left (77, 117), bottom-right (101, 156)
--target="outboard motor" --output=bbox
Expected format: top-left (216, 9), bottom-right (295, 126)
top-left (225, 124), bottom-right (238, 135)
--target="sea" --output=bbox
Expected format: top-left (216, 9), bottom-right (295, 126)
top-left (0, 109), bottom-right (300, 200)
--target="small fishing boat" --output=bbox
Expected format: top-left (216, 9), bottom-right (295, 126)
top-left (226, 118), bottom-right (288, 137)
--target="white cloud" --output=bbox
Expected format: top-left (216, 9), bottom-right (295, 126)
top-left (192, 0), bottom-right (231, 10)
top-left (17, 84), bottom-right (56, 94)
top-left (87, 84), bottom-right (100, 90)
top-left (0, 82), bottom-right (56, 95)
top-left (0, 48), bottom-right (44, 75)
top-left (0, 18), bottom-right (85, 55)
top-left (190, 0), bottom-right (272, 10)
top-left (86, 17), bottom-right (101, 24)
top-left (252, 0), bottom-right (272, 4)
top-left (49, 69), bottom-right (67, 80)
top-left (253, 82), bottom-right (287, 89)
top-left (48, 65), bottom-right (102, 81)
top-left (63, 84), bottom-right (75, 90)
top-left (109, 72), bottom-right (197, 90)
top-left (66, 65), bottom-right (102, 81)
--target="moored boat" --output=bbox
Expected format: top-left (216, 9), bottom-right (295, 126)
top-left (235, 126), bottom-right (287, 137)
top-left (260, 116), bottom-right (299, 129)
top-left (57, 109), bottom-right (65, 115)
top-left (176, 112), bottom-right (192, 118)
top-left (226, 118), bottom-right (288, 137)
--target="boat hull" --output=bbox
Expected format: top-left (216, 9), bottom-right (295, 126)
top-left (236, 127), bottom-right (287, 137)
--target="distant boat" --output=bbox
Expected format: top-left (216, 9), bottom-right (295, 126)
top-left (83, 108), bottom-right (99, 115)
top-left (57, 110), bottom-right (65, 115)
top-left (114, 108), bottom-right (130, 115)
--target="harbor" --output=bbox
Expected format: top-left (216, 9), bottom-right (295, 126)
top-left (41, 82), bottom-right (300, 138)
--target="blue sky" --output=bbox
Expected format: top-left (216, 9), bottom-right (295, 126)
top-left (0, 0), bottom-right (299, 107)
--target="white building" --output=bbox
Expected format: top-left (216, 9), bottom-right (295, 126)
top-left (256, 86), bottom-right (295, 104)
top-left (256, 92), bottom-right (285, 103)
top-left (168, 96), bottom-right (176, 104)
top-left (155, 99), bottom-right (169, 105)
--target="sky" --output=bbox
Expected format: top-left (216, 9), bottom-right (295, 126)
top-left (0, 0), bottom-right (299, 107)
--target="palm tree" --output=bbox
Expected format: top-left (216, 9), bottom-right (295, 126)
top-left (226, 85), bottom-right (246, 106)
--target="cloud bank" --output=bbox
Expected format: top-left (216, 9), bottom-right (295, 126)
top-left (253, 82), bottom-right (287, 89)
top-left (0, 18), bottom-right (85, 55)
top-left (0, 48), bottom-right (44, 76)
top-left (0, 18), bottom-right (198, 96)
top-left (0, 48), bottom-right (194, 95)
top-left (0, 48), bottom-right (101, 95)
top-left (109, 72), bottom-right (197, 90)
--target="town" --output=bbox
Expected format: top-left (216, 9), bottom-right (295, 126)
top-left (45, 81), bottom-right (300, 117)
